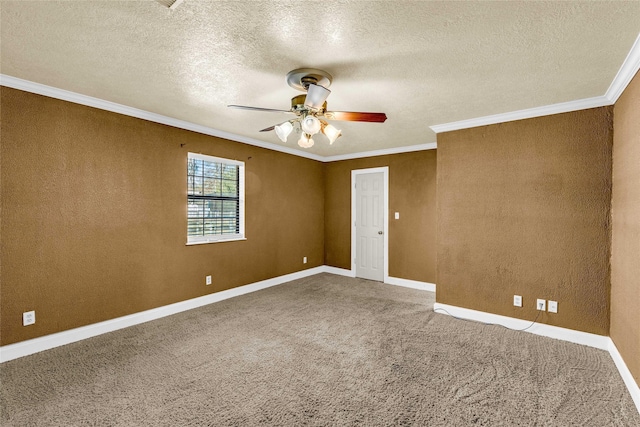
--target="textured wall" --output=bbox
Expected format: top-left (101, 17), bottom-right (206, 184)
top-left (611, 71), bottom-right (640, 386)
top-left (0, 88), bottom-right (324, 345)
top-left (324, 151), bottom-right (437, 283)
top-left (437, 107), bottom-right (613, 335)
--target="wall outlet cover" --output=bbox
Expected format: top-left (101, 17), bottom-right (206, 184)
top-left (537, 299), bottom-right (546, 311)
top-left (548, 300), bottom-right (558, 313)
top-left (23, 311), bottom-right (36, 326)
top-left (206, 275), bottom-right (212, 285)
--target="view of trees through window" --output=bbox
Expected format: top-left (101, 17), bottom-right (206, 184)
top-left (187, 157), bottom-right (239, 237)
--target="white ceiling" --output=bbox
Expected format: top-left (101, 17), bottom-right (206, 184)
top-left (2, 1), bottom-right (639, 159)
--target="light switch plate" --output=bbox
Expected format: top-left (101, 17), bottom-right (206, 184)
top-left (548, 300), bottom-right (558, 313)
top-left (395, 212), bottom-right (399, 219)
top-left (513, 295), bottom-right (522, 307)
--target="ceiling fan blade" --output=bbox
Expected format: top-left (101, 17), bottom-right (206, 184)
top-left (324, 111), bottom-right (387, 123)
top-left (304, 84), bottom-right (331, 110)
top-left (227, 105), bottom-right (292, 113)
top-left (259, 120), bottom-right (292, 132)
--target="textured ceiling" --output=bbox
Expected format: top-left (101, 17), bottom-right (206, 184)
top-left (1, 1), bottom-right (639, 157)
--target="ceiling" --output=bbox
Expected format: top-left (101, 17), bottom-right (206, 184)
top-left (1, 1), bottom-right (639, 159)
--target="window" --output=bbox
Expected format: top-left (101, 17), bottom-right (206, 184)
top-left (187, 152), bottom-right (245, 244)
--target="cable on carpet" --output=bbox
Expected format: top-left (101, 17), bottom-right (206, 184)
top-left (433, 307), bottom-right (542, 332)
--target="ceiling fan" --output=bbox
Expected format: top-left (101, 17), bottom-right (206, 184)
top-left (228, 68), bottom-right (387, 148)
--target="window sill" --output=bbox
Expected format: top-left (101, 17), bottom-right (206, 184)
top-left (186, 237), bottom-right (247, 246)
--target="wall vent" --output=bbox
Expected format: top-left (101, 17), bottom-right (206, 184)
top-left (155, 0), bottom-right (184, 9)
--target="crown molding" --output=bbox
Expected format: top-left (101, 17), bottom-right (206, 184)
top-left (7, 28), bottom-right (639, 161)
top-left (605, 32), bottom-right (640, 104)
top-left (0, 74), bottom-right (437, 162)
top-left (430, 32), bottom-right (640, 135)
top-left (323, 142), bottom-right (437, 162)
top-left (429, 96), bottom-right (610, 134)
top-left (0, 74), bottom-right (325, 162)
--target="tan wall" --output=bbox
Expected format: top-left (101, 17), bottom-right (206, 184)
top-left (611, 71), bottom-right (640, 386)
top-left (324, 151), bottom-right (437, 283)
top-left (437, 107), bottom-right (613, 335)
top-left (0, 88), bottom-right (324, 345)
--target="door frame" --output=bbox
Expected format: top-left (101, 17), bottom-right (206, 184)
top-left (351, 167), bottom-right (389, 282)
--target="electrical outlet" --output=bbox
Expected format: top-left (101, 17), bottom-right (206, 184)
top-left (537, 299), bottom-right (546, 311)
top-left (513, 295), bottom-right (522, 307)
top-left (206, 275), bottom-right (212, 285)
top-left (548, 300), bottom-right (558, 313)
top-left (303, 257), bottom-right (307, 264)
top-left (23, 311), bottom-right (36, 326)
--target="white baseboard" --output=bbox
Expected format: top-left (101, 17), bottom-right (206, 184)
top-left (0, 266), bottom-right (325, 363)
top-left (433, 302), bottom-right (610, 349)
top-left (3, 271), bottom-right (637, 416)
top-left (323, 269), bottom-right (437, 293)
top-left (609, 340), bottom-right (640, 414)
top-left (1, 266), bottom-right (424, 362)
top-left (434, 302), bottom-right (640, 415)
top-left (386, 276), bottom-right (436, 292)
top-left (322, 266), bottom-right (356, 277)
top-left (0, 267), bottom-right (434, 363)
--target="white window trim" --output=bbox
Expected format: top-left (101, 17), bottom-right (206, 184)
top-left (186, 152), bottom-right (245, 245)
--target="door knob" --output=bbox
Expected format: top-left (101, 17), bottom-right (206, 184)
top-left (378, 231), bottom-right (384, 235)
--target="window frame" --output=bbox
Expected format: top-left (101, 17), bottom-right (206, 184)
top-left (186, 152), bottom-right (245, 245)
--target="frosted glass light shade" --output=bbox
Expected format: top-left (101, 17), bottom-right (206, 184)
top-left (304, 84), bottom-right (331, 110)
top-left (274, 121), bottom-right (293, 142)
top-left (323, 124), bottom-right (342, 144)
top-left (298, 133), bottom-right (315, 148)
top-left (301, 115), bottom-right (321, 135)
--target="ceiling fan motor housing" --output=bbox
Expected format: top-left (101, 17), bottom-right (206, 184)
top-left (286, 68), bottom-right (333, 92)
top-left (291, 95), bottom-right (327, 112)
top-left (300, 76), bottom-right (320, 90)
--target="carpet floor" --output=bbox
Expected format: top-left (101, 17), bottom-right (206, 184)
top-left (1, 273), bottom-right (638, 426)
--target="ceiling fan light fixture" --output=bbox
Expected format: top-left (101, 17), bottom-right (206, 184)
top-left (301, 115), bottom-right (321, 135)
top-left (274, 121), bottom-right (293, 142)
top-left (300, 115), bottom-right (321, 135)
top-left (304, 83), bottom-right (331, 110)
top-left (322, 124), bottom-right (342, 145)
top-left (298, 133), bottom-right (314, 148)
top-left (229, 68), bottom-right (387, 150)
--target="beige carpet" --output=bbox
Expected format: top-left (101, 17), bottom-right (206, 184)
top-left (1, 273), bottom-right (638, 426)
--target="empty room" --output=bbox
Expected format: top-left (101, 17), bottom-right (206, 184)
top-left (1, 1), bottom-right (639, 425)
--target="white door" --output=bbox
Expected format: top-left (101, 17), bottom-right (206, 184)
top-left (355, 172), bottom-right (384, 281)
